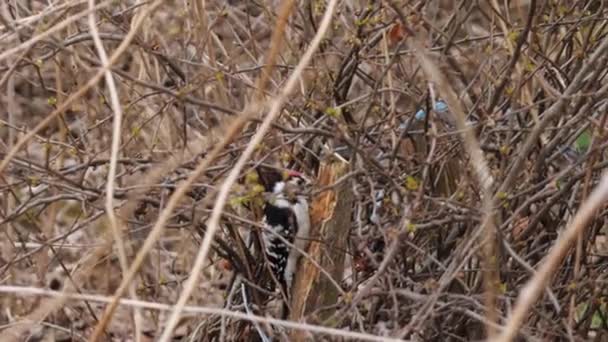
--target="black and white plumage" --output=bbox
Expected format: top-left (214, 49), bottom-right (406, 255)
top-left (258, 168), bottom-right (311, 297)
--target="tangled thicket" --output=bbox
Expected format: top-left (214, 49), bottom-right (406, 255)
top-left (1, 0), bottom-right (608, 341)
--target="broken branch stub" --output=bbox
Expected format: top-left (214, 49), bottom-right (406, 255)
top-left (289, 161), bottom-right (352, 340)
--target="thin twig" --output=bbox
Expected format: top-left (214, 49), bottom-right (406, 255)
top-left (87, 0), bottom-right (142, 340)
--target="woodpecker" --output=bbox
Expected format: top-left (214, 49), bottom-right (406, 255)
top-left (257, 167), bottom-right (311, 303)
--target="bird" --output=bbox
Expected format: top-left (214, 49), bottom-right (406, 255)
top-left (256, 166), bottom-right (311, 317)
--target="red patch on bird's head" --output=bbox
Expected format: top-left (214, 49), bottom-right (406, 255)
top-left (282, 169), bottom-right (302, 180)
top-left (287, 170), bottom-right (302, 177)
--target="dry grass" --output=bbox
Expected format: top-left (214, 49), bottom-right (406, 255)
top-left (2, 0), bottom-right (608, 341)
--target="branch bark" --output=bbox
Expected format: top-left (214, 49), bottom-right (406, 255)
top-left (289, 160), bottom-right (352, 341)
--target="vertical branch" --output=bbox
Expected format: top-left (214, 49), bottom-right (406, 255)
top-left (289, 160), bottom-right (352, 341)
top-left (87, 0), bottom-right (143, 340)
